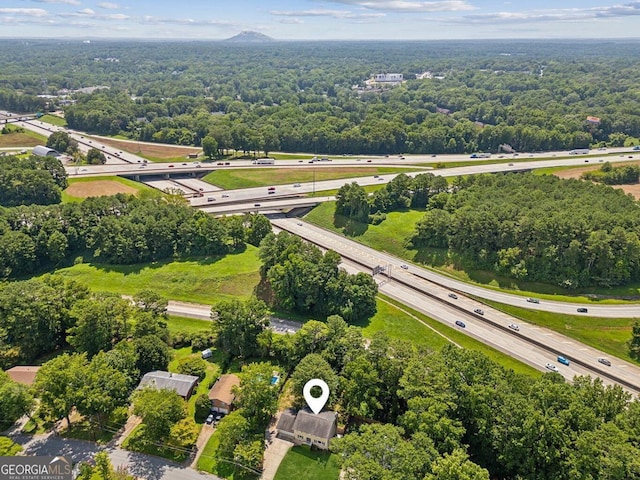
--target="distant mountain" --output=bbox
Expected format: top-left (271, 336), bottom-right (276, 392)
top-left (225, 31), bottom-right (274, 43)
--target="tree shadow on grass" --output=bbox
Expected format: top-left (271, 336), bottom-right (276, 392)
top-left (333, 214), bottom-right (368, 237)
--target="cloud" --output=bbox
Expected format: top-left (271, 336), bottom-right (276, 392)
top-left (457, 1), bottom-right (640, 24)
top-left (77, 8), bottom-right (95, 15)
top-left (278, 18), bottom-right (305, 24)
top-left (0, 8), bottom-right (48, 17)
top-left (270, 9), bottom-right (385, 20)
top-left (32, 0), bottom-right (81, 5)
top-left (317, 0), bottom-right (475, 13)
top-left (98, 2), bottom-right (120, 9)
top-left (140, 15), bottom-right (242, 28)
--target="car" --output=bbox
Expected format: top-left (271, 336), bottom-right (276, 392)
top-left (545, 363), bottom-right (559, 372)
top-left (293, 183), bottom-right (301, 187)
top-left (225, 162), bottom-right (230, 165)
top-left (268, 191), bottom-right (275, 194)
top-left (296, 222), bottom-right (303, 226)
top-left (577, 307), bottom-right (588, 313)
top-left (367, 159), bottom-right (372, 162)
top-left (508, 163), bottom-right (514, 166)
top-left (508, 323), bottom-right (520, 331)
top-left (207, 197), bottom-right (215, 202)
top-left (214, 413), bottom-right (223, 422)
top-left (182, 162), bottom-right (187, 165)
top-left (205, 414), bottom-right (214, 425)
top-left (254, 203), bottom-right (261, 207)
top-left (400, 264), bottom-right (408, 270)
top-left (431, 154), bottom-right (437, 157)
top-left (267, 186), bottom-right (276, 191)
top-left (557, 356), bottom-right (570, 365)
top-left (598, 357), bottom-right (612, 366)
top-left (633, 145), bottom-right (640, 151)
top-left (222, 194), bottom-right (229, 198)
top-left (217, 162), bottom-right (224, 165)
top-left (584, 159), bottom-right (589, 162)
top-left (448, 293), bottom-right (458, 299)
top-left (474, 308), bottom-right (484, 315)
top-left (526, 297), bottom-right (540, 304)
top-left (373, 175), bottom-right (379, 178)
top-left (455, 320), bottom-right (466, 328)
top-left (199, 187), bottom-right (204, 191)
top-left (168, 164), bottom-right (174, 167)
top-left (630, 156), bottom-right (634, 159)
top-left (298, 160), bottom-right (303, 163)
top-left (308, 160), bottom-right (314, 163)
top-left (378, 177), bottom-right (384, 180)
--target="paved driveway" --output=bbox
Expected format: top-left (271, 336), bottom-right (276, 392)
top-left (261, 438), bottom-right (293, 480)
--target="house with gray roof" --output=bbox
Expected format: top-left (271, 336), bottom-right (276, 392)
top-left (137, 371), bottom-right (199, 400)
top-left (276, 408), bottom-right (337, 450)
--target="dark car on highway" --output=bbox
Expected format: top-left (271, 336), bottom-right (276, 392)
top-left (455, 320), bottom-right (466, 328)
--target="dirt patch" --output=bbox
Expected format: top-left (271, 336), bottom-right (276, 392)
top-left (97, 137), bottom-right (201, 160)
top-left (66, 180), bottom-right (138, 198)
top-left (553, 161), bottom-right (640, 199)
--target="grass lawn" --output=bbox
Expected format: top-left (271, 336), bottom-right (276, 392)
top-left (482, 299), bottom-right (640, 364)
top-left (39, 114), bottom-right (67, 127)
top-left (60, 407), bottom-right (128, 444)
top-left (62, 176), bottom-right (157, 203)
top-left (166, 316), bottom-right (211, 335)
top-left (49, 246), bottom-right (261, 304)
top-left (203, 167), bottom-right (425, 190)
top-left (305, 202), bottom-right (640, 303)
top-left (274, 445), bottom-right (341, 480)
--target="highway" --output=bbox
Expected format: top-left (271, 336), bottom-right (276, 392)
top-left (274, 217), bottom-right (640, 394)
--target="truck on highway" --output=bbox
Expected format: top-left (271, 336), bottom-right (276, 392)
top-left (569, 148), bottom-right (590, 155)
top-left (254, 158), bottom-right (275, 165)
top-left (470, 153), bottom-right (492, 159)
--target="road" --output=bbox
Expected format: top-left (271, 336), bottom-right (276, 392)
top-left (9, 432), bottom-right (222, 480)
top-left (271, 218), bottom-right (640, 318)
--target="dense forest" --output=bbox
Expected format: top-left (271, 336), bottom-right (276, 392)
top-left (0, 191), bottom-right (271, 277)
top-left (406, 173), bottom-right (640, 288)
top-left (2, 40), bottom-right (640, 154)
top-left (0, 154), bottom-right (68, 206)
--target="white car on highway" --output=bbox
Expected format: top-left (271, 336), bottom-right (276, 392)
top-left (545, 363), bottom-right (559, 372)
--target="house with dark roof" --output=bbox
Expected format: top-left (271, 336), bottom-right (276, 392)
top-left (137, 371), bottom-right (199, 400)
top-left (276, 408), bottom-right (337, 450)
top-left (5, 366), bottom-right (40, 385)
top-left (208, 374), bottom-right (240, 414)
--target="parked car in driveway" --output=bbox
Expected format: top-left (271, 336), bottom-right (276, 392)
top-left (455, 320), bottom-right (466, 328)
top-left (205, 414), bottom-right (214, 425)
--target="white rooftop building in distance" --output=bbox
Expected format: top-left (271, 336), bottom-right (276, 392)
top-left (365, 73), bottom-right (404, 87)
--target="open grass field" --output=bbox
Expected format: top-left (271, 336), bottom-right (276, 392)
top-left (166, 316), bottom-right (211, 334)
top-left (169, 346), bottom-right (221, 418)
top-left (482, 299), bottom-right (640, 364)
top-left (49, 247), bottom-right (262, 304)
top-left (274, 445), bottom-right (341, 480)
top-left (39, 114), bottom-right (67, 127)
top-left (96, 136), bottom-right (201, 161)
top-left (305, 201), bottom-right (640, 303)
top-left (0, 127), bottom-right (46, 148)
top-left (62, 176), bottom-right (157, 202)
top-left (203, 167), bottom-right (425, 190)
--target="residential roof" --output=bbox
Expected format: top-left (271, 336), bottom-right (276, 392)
top-left (208, 374), bottom-right (240, 405)
top-left (276, 409), bottom-right (297, 434)
top-left (5, 366), bottom-right (40, 385)
top-left (292, 409), bottom-right (337, 440)
top-left (137, 370), bottom-right (199, 398)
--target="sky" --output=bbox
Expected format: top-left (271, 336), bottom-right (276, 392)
top-left (2, 0), bottom-right (640, 40)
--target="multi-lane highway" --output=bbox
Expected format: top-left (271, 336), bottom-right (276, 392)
top-left (274, 217), bottom-right (640, 394)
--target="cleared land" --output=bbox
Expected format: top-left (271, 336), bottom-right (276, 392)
top-left (96, 136), bottom-right (201, 161)
top-left (0, 131), bottom-right (45, 148)
top-left (203, 167), bottom-right (422, 189)
top-left (62, 176), bottom-right (156, 202)
top-left (65, 180), bottom-right (138, 198)
top-left (552, 160), bottom-right (640, 199)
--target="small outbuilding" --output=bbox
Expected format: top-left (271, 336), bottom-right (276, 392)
top-left (137, 370), bottom-right (199, 400)
top-left (208, 374), bottom-right (240, 414)
top-left (5, 366), bottom-right (41, 385)
top-left (32, 145), bottom-right (59, 157)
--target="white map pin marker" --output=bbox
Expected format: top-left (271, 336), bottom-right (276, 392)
top-left (303, 379), bottom-right (330, 415)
